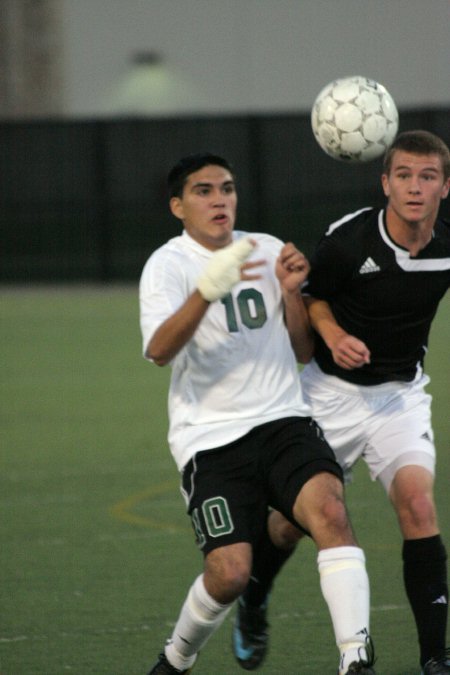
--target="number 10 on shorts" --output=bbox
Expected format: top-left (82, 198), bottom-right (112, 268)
top-left (191, 496), bottom-right (235, 548)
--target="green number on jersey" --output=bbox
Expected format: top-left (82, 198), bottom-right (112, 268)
top-left (221, 289), bottom-right (267, 332)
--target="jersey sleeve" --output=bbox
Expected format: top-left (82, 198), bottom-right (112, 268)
top-left (303, 229), bottom-right (353, 300)
top-left (139, 248), bottom-right (189, 358)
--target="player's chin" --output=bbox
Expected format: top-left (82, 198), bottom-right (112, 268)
top-left (210, 226), bottom-right (233, 245)
top-left (215, 225), bottom-right (232, 236)
top-left (403, 205), bottom-right (424, 216)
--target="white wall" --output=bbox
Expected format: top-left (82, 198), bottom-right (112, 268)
top-left (60, 0), bottom-right (450, 117)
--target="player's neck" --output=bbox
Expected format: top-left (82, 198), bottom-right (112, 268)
top-left (385, 209), bottom-right (434, 257)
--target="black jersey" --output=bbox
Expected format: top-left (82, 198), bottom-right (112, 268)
top-left (303, 207), bottom-right (450, 385)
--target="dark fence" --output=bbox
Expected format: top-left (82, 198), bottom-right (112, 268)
top-left (1, 108), bottom-right (449, 282)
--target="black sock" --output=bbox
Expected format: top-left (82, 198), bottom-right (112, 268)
top-left (243, 525), bottom-right (297, 608)
top-left (403, 535), bottom-right (448, 665)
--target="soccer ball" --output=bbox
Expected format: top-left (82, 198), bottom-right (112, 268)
top-left (311, 75), bottom-right (399, 162)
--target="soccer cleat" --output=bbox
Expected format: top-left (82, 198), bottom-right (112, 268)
top-left (341, 633), bottom-right (376, 674)
top-left (422, 648), bottom-right (450, 675)
top-left (232, 597), bottom-right (269, 670)
top-left (147, 652), bottom-right (193, 674)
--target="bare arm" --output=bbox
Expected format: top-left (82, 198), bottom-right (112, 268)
top-left (146, 290), bottom-right (210, 366)
top-left (306, 297), bottom-right (370, 369)
top-left (276, 243), bottom-right (314, 364)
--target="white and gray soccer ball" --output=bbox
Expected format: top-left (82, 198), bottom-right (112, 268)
top-left (311, 75), bottom-right (399, 162)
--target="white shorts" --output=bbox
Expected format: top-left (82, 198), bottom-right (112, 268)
top-left (300, 360), bottom-right (436, 493)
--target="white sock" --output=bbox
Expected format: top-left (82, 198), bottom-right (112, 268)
top-left (165, 574), bottom-right (233, 670)
top-left (317, 546), bottom-right (370, 674)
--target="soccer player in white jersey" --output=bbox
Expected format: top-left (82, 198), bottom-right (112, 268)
top-left (140, 153), bottom-right (375, 674)
top-left (236, 131), bottom-right (450, 675)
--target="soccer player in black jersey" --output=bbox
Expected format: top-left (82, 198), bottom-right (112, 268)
top-left (233, 131), bottom-right (450, 675)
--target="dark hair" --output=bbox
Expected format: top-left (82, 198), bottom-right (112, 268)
top-left (167, 153), bottom-right (235, 198)
top-left (383, 130), bottom-right (450, 180)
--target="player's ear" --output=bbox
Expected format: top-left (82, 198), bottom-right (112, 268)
top-left (170, 196), bottom-right (184, 220)
top-left (441, 177), bottom-right (450, 200)
top-left (381, 173), bottom-right (390, 197)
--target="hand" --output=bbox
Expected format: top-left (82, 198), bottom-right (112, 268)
top-left (330, 333), bottom-right (371, 369)
top-left (276, 242), bottom-right (310, 293)
top-left (240, 257), bottom-right (266, 282)
top-left (197, 237), bottom-right (259, 302)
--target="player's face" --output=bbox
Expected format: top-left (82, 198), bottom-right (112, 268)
top-left (382, 151), bottom-right (450, 228)
top-left (170, 165), bottom-right (237, 250)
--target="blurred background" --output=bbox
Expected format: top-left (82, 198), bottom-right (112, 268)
top-left (1, 0), bottom-right (449, 282)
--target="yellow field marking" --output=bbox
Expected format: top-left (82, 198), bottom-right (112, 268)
top-left (110, 480), bottom-right (190, 532)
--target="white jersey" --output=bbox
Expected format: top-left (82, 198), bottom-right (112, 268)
top-left (139, 230), bottom-right (311, 470)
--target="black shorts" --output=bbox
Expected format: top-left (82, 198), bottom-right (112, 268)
top-left (181, 416), bottom-right (343, 555)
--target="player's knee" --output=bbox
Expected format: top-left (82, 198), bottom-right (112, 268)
top-left (293, 492), bottom-right (351, 543)
top-left (218, 562), bottom-right (250, 597)
top-left (318, 494), bottom-right (350, 533)
top-left (399, 491), bottom-right (437, 530)
top-left (268, 510), bottom-right (303, 549)
top-left (205, 554), bottom-right (251, 600)
top-left (276, 522), bottom-right (303, 549)
top-left (292, 473), bottom-right (350, 536)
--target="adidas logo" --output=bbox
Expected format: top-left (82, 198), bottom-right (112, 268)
top-left (420, 431), bottom-right (432, 442)
top-left (359, 257), bottom-right (381, 274)
top-left (432, 595), bottom-right (448, 605)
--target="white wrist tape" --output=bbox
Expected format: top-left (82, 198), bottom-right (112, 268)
top-left (197, 237), bottom-right (255, 302)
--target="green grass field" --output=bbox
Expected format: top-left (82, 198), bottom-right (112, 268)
top-left (1, 286), bottom-right (449, 675)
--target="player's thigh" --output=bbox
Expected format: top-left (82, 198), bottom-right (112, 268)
top-left (369, 385), bottom-right (435, 492)
top-left (182, 444), bottom-right (267, 556)
top-left (300, 366), bottom-right (368, 472)
top-left (264, 417), bottom-right (343, 530)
